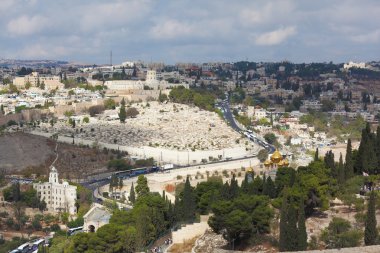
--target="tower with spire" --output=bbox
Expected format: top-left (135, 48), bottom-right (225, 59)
top-left (33, 166), bottom-right (77, 215)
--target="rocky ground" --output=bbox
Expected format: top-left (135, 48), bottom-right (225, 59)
top-left (41, 102), bottom-right (251, 151)
top-left (0, 132), bottom-right (112, 177)
top-left (193, 229), bottom-right (227, 253)
top-left (0, 133), bottom-right (54, 171)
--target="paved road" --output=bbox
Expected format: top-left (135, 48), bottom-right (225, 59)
top-left (217, 94), bottom-right (275, 153)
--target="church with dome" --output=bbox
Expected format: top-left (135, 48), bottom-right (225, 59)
top-left (263, 149), bottom-right (289, 168)
top-left (33, 166), bottom-right (77, 215)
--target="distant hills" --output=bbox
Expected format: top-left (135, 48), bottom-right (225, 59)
top-left (0, 59), bottom-right (93, 68)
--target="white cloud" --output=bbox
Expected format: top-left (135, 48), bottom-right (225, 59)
top-left (255, 26), bottom-right (297, 46)
top-left (0, 1), bottom-right (378, 63)
top-left (0, 0), bottom-right (16, 12)
top-left (351, 29), bottom-right (380, 43)
top-left (7, 15), bottom-right (49, 36)
top-left (80, 0), bottom-right (151, 32)
top-left (240, 1), bottom-right (296, 26)
top-left (150, 20), bottom-right (198, 40)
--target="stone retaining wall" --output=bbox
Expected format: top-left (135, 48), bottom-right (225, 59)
top-left (213, 245), bottom-right (380, 253)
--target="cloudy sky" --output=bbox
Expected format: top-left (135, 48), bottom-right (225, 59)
top-left (1, 0), bottom-right (379, 64)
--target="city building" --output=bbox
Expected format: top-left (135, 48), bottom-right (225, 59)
top-left (104, 70), bottom-right (189, 90)
top-left (83, 203), bottom-right (112, 232)
top-left (13, 72), bottom-right (63, 90)
top-left (343, 61), bottom-right (366, 70)
top-left (33, 166), bottom-right (77, 214)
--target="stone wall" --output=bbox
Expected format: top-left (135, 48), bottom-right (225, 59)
top-left (105, 89), bottom-right (171, 102)
top-left (0, 109), bottom-right (50, 125)
top-left (50, 99), bottom-right (103, 116)
top-left (213, 245), bottom-right (380, 253)
top-left (171, 215), bottom-right (210, 244)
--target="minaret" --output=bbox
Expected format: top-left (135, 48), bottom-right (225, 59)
top-left (49, 166), bottom-right (59, 184)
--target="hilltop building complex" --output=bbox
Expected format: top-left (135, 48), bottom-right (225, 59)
top-left (33, 166), bottom-right (77, 215)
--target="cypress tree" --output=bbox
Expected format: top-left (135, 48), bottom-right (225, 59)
top-left (338, 153), bottom-right (345, 185)
top-left (262, 174), bottom-right (268, 196)
top-left (365, 191), bottom-right (378, 245)
top-left (173, 195), bottom-right (181, 223)
top-left (355, 128), bottom-right (367, 174)
top-left (376, 126), bottom-right (380, 168)
top-left (266, 176), bottom-right (276, 198)
top-left (314, 148), bottom-right (319, 161)
top-left (279, 196), bottom-right (289, 252)
top-left (287, 205), bottom-right (299, 251)
top-left (129, 182), bottom-right (136, 204)
top-left (297, 201), bottom-right (307, 251)
top-left (366, 126), bottom-right (378, 174)
top-left (182, 176), bottom-right (196, 222)
top-left (344, 139), bottom-right (354, 179)
top-left (252, 176), bottom-right (263, 195)
top-left (229, 174), bottom-right (239, 199)
top-left (119, 98), bottom-right (127, 123)
top-left (241, 174), bottom-right (249, 194)
top-left (325, 151), bottom-right (337, 178)
top-left (324, 151), bottom-right (333, 169)
top-left (221, 181), bottom-right (231, 200)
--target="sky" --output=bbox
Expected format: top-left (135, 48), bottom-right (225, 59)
top-left (0, 0), bottom-right (379, 64)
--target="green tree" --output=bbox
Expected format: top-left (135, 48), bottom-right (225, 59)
top-left (257, 149), bottom-right (269, 162)
top-left (264, 176), bottom-right (276, 198)
top-left (119, 98), bottom-right (127, 123)
top-left (321, 217), bottom-right (362, 249)
top-left (279, 196), bottom-right (289, 251)
top-left (224, 209), bottom-right (252, 248)
top-left (158, 91), bottom-right (168, 102)
top-left (135, 175), bottom-right (149, 197)
top-left (297, 201), bottom-right (307, 251)
top-left (338, 153), bottom-right (345, 185)
top-left (182, 176), bottom-right (196, 222)
top-left (229, 174), bottom-right (239, 199)
top-left (25, 81), bottom-right (32, 89)
top-left (321, 99), bottom-right (335, 112)
top-left (264, 133), bottom-right (277, 145)
top-left (345, 139), bottom-right (354, 179)
top-left (364, 191), bottom-right (378, 245)
top-left (129, 182), bottom-right (136, 204)
top-left (314, 148), bottom-right (319, 161)
top-left (104, 98), bottom-right (116, 109)
top-left (286, 205), bottom-right (299, 251)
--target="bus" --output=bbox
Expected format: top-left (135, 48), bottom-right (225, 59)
top-left (16, 243), bottom-right (29, 253)
top-left (29, 239), bottom-right (44, 252)
top-left (67, 226), bottom-right (83, 236)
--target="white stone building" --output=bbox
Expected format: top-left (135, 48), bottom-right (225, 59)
top-left (33, 166), bottom-right (77, 215)
top-left (104, 70), bottom-right (189, 91)
top-left (343, 61), bottom-right (366, 70)
top-left (83, 203), bottom-right (112, 232)
top-left (13, 72), bottom-right (62, 90)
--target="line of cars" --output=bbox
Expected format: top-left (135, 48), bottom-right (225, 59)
top-left (9, 238), bottom-right (46, 253)
top-left (242, 129), bottom-right (275, 152)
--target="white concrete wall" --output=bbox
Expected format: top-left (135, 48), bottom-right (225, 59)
top-left (172, 221), bottom-right (210, 244)
top-left (30, 131), bottom-right (259, 165)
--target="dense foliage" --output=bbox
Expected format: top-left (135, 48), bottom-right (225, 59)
top-left (169, 86), bottom-right (218, 111)
top-left (3, 183), bottom-right (46, 210)
top-left (355, 124), bottom-right (380, 175)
